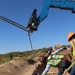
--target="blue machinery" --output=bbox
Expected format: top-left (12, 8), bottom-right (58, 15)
top-left (0, 0), bottom-right (75, 33)
top-left (27, 0), bottom-right (75, 33)
top-left (38, 0), bottom-right (75, 23)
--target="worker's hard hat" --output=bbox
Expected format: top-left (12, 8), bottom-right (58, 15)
top-left (68, 32), bottom-right (75, 42)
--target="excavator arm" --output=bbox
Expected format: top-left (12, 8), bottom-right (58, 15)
top-left (26, 0), bottom-right (75, 33)
top-left (1, 0), bottom-right (75, 33)
top-left (38, 0), bottom-right (75, 23)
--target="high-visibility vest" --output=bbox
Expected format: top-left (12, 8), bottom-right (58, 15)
top-left (70, 39), bottom-right (75, 56)
top-left (47, 54), bottom-right (64, 66)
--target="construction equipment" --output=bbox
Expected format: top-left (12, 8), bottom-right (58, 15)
top-left (0, 9), bottom-right (37, 33)
top-left (1, 0), bottom-right (75, 33)
top-left (26, 0), bottom-right (75, 33)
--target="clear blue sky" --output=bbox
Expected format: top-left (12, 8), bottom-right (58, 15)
top-left (0, 0), bottom-right (75, 54)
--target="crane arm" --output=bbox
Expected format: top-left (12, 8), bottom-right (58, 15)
top-left (26, 0), bottom-right (75, 33)
top-left (38, 0), bottom-right (75, 23)
top-left (1, 0), bottom-right (75, 33)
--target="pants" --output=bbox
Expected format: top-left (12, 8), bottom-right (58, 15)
top-left (70, 64), bottom-right (75, 75)
top-left (58, 60), bottom-right (71, 75)
top-left (41, 64), bottom-right (51, 75)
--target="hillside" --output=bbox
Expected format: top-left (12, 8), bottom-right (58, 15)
top-left (0, 46), bottom-right (71, 75)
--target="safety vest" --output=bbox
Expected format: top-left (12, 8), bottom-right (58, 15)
top-left (47, 54), bottom-right (64, 66)
top-left (70, 39), bottom-right (75, 56)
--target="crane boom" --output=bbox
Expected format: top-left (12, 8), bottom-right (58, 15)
top-left (38, 0), bottom-right (75, 23)
top-left (26, 0), bottom-right (75, 33)
top-left (1, 0), bottom-right (75, 33)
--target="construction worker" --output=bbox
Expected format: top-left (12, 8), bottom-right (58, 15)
top-left (41, 47), bottom-right (64, 75)
top-left (67, 32), bottom-right (75, 75)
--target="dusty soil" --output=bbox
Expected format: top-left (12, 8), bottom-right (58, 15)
top-left (0, 60), bottom-right (28, 75)
top-left (0, 49), bottom-right (71, 75)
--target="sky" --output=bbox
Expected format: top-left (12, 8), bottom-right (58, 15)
top-left (0, 0), bottom-right (75, 54)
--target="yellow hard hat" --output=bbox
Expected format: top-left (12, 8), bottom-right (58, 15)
top-left (68, 32), bottom-right (75, 42)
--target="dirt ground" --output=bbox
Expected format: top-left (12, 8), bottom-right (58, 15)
top-left (0, 49), bottom-right (71, 75)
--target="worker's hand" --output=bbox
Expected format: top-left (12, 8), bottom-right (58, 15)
top-left (62, 69), bottom-right (68, 75)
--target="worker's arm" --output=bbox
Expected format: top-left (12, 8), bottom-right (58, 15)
top-left (51, 47), bottom-right (64, 54)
